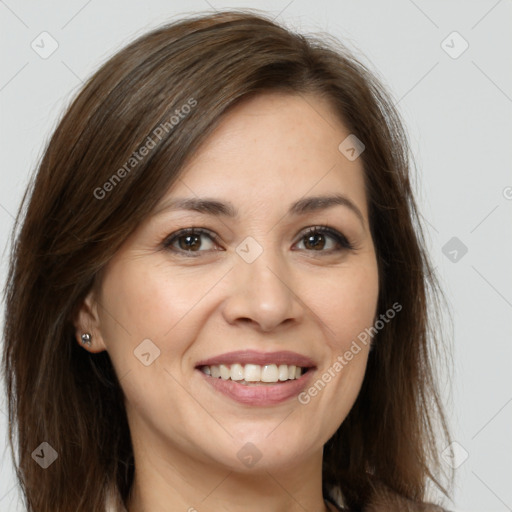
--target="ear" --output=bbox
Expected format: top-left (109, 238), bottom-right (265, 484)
top-left (73, 288), bottom-right (108, 354)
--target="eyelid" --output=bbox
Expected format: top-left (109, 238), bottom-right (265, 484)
top-left (298, 225), bottom-right (354, 251)
top-left (161, 227), bottom-right (220, 255)
top-left (162, 224), bottom-right (356, 257)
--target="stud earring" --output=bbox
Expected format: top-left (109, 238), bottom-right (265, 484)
top-left (81, 333), bottom-right (92, 346)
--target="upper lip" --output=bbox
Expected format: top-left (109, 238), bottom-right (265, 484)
top-left (195, 350), bottom-right (316, 368)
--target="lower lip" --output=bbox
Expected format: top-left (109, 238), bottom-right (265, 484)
top-left (197, 369), bottom-right (314, 406)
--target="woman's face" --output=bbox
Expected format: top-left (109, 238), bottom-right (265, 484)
top-left (79, 92), bottom-right (379, 475)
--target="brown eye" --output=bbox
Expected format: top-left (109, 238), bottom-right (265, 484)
top-left (162, 225), bottom-right (354, 258)
top-left (163, 228), bottom-right (218, 256)
top-left (303, 231), bottom-right (327, 251)
top-left (296, 226), bottom-right (354, 252)
top-left (177, 233), bottom-right (202, 251)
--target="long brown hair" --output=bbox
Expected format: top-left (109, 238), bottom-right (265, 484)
top-left (2, 9), bottom-right (453, 511)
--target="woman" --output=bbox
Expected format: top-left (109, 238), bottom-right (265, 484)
top-left (2, 9), bottom-right (454, 512)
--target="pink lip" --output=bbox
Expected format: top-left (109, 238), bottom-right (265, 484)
top-left (197, 368), bottom-right (315, 406)
top-left (195, 350), bottom-right (316, 368)
top-left (195, 350), bottom-right (317, 406)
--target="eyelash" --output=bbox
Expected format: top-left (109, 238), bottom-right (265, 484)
top-left (161, 225), bottom-right (355, 258)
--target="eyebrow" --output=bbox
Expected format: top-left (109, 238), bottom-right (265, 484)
top-left (156, 194), bottom-right (365, 227)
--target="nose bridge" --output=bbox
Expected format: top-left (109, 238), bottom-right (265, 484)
top-left (242, 239), bottom-right (285, 293)
top-left (224, 234), bottom-right (300, 330)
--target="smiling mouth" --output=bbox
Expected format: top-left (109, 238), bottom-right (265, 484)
top-left (197, 363), bottom-right (313, 385)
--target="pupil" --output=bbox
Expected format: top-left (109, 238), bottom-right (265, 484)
top-left (181, 235), bottom-right (200, 250)
top-left (178, 233), bottom-right (326, 252)
top-left (305, 233), bottom-right (324, 250)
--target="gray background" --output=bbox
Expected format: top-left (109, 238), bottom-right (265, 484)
top-left (1, 1), bottom-right (511, 511)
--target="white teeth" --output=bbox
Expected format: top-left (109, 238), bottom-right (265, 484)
top-left (230, 363), bottom-right (244, 381)
top-left (244, 364), bottom-right (261, 382)
top-left (261, 364), bottom-right (278, 382)
top-left (200, 363), bottom-right (306, 383)
top-left (220, 364), bottom-right (230, 380)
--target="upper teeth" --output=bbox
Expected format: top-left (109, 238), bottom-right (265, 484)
top-left (201, 364), bottom-right (304, 382)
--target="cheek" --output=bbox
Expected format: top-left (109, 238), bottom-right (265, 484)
top-left (99, 258), bottom-right (206, 338)
top-left (97, 257), bottom-right (233, 378)
top-left (305, 261), bottom-right (379, 351)
top-left (294, 265), bottom-right (377, 437)
top-left (97, 259), bottom-right (203, 425)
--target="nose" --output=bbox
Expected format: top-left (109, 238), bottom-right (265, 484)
top-left (221, 243), bottom-right (304, 332)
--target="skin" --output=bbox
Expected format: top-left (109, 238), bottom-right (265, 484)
top-left (75, 92), bottom-right (379, 512)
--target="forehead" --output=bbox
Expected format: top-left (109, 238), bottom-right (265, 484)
top-left (161, 92), bottom-right (368, 219)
